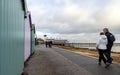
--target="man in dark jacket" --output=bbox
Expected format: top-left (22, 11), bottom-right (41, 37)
top-left (103, 28), bottom-right (115, 64)
top-left (48, 41), bottom-right (53, 48)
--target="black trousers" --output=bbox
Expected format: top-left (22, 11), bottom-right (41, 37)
top-left (98, 49), bottom-right (106, 64)
top-left (45, 42), bottom-right (48, 48)
top-left (107, 43), bottom-right (113, 56)
top-left (106, 43), bottom-right (113, 63)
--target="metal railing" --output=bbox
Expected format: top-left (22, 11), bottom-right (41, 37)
top-left (65, 43), bottom-right (120, 52)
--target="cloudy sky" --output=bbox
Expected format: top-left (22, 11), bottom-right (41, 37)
top-left (27, 0), bottom-right (120, 43)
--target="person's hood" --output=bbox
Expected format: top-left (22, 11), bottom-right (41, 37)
top-left (100, 35), bottom-right (107, 40)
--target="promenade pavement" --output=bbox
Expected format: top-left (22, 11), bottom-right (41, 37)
top-left (24, 45), bottom-right (120, 75)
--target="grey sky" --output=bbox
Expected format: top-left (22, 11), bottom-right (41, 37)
top-left (27, 0), bottom-right (120, 43)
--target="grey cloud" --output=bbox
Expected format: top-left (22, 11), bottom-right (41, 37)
top-left (27, 0), bottom-right (120, 43)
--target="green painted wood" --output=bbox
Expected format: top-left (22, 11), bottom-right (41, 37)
top-left (31, 24), bottom-right (35, 54)
top-left (0, 0), bottom-right (25, 75)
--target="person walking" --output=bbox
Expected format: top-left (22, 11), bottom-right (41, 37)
top-left (96, 32), bottom-right (108, 66)
top-left (103, 28), bottom-right (115, 64)
top-left (48, 41), bottom-right (53, 48)
top-left (44, 35), bottom-right (48, 48)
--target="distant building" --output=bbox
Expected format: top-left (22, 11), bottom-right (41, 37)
top-left (53, 39), bottom-right (69, 45)
top-left (46, 39), bottom-right (55, 42)
top-left (42, 38), bottom-right (68, 45)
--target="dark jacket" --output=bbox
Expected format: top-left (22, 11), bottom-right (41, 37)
top-left (105, 32), bottom-right (113, 45)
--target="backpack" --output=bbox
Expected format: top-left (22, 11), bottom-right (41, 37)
top-left (109, 33), bottom-right (115, 42)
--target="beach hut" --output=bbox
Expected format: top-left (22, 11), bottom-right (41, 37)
top-left (24, 11), bottom-right (35, 61)
top-left (0, 0), bottom-right (27, 75)
top-left (24, 11), bottom-right (31, 62)
top-left (31, 24), bottom-right (35, 54)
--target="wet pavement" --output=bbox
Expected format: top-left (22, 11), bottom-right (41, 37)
top-left (24, 45), bottom-right (120, 75)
